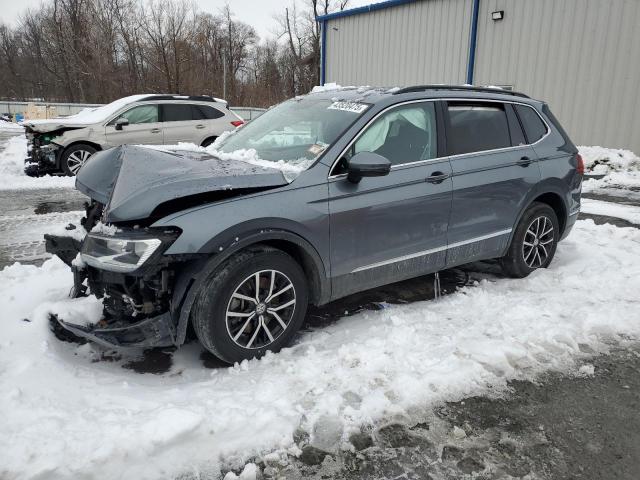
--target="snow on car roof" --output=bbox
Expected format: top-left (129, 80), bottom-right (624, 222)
top-left (21, 94), bottom-right (153, 127)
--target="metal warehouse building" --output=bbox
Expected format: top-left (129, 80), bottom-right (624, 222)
top-left (318, 0), bottom-right (640, 153)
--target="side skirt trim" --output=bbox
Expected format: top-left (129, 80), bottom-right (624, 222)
top-left (351, 228), bottom-right (512, 273)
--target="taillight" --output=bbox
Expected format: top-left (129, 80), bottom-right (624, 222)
top-left (576, 153), bottom-right (585, 175)
top-left (231, 120), bottom-right (244, 127)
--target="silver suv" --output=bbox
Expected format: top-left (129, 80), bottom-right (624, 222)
top-left (23, 94), bottom-right (244, 175)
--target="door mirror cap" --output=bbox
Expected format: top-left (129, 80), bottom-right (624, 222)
top-left (347, 152), bottom-right (391, 183)
top-left (114, 117), bottom-right (130, 131)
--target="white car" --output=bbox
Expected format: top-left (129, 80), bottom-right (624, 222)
top-left (23, 94), bottom-right (244, 175)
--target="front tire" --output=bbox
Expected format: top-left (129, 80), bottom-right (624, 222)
top-left (60, 144), bottom-right (97, 176)
top-left (191, 246), bottom-right (309, 363)
top-left (501, 202), bottom-right (559, 278)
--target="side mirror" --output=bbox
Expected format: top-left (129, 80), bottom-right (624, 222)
top-left (347, 151), bottom-right (391, 183)
top-left (114, 117), bottom-right (129, 131)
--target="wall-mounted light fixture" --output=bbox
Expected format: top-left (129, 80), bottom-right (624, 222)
top-left (491, 10), bottom-right (504, 21)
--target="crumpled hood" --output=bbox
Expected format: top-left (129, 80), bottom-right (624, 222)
top-left (22, 120), bottom-right (88, 133)
top-left (75, 145), bottom-right (288, 223)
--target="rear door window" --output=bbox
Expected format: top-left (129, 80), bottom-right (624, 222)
top-left (192, 104), bottom-right (224, 120)
top-left (447, 102), bottom-right (511, 155)
top-left (162, 104), bottom-right (193, 122)
top-left (515, 104), bottom-right (548, 143)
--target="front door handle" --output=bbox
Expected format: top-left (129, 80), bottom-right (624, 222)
top-left (150, 128), bottom-right (161, 133)
top-left (426, 171), bottom-right (450, 184)
top-left (195, 124), bottom-right (205, 129)
top-left (517, 156), bottom-right (532, 167)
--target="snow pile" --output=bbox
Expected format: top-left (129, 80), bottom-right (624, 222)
top-left (579, 146), bottom-right (640, 194)
top-left (578, 145), bottom-right (640, 174)
top-left (207, 147), bottom-right (314, 182)
top-left (0, 135), bottom-right (74, 190)
top-left (311, 82), bottom-right (345, 93)
top-left (0, 119), bottom-right (24, 132)
top-left (21, 95), bottom-right (148, 128)
top-left (1, 220), bottom-right (640, 479)
top-left (146, 132), bottom-right (314, 183)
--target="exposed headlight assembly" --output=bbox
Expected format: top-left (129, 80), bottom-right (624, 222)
top-left (39, 143), bottom-right (60, 153)
top-left (81, 230), bottom-right (177, 273)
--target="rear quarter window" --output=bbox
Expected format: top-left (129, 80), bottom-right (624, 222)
top-left (192, 104), bottom-right (224, 120)
top-left (515, 104), bottom-right (548, 143)
top-left (447, 102), bottom-right (511, 155)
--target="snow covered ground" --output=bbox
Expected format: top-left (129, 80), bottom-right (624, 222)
top-left (1, 135), bottom-right (640, 479)
top-left (581, 198), bottom-right (640, 225)
top-left (1, 219), bottom-right (640, 480)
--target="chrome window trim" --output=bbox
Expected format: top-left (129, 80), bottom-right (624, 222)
top-left (350, 228), bottom-right (512, 273)
top-left (328, 97), bottom-right (551, 179)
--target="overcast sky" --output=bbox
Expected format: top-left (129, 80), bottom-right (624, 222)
top-left (1, 0), bottom-right (374, 41)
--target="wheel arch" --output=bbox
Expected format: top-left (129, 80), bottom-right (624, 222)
top-left (513, 181), bottom-right (570, 237)
top-left (57, 141), bottom-right (102, 169)
top-left (169, 229), bottom-right (330, 346)
top-left (200, 136), bottom-right (218, 147)
top-left (532, 191), bottom-right (567, 234)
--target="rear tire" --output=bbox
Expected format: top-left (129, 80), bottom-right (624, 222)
top-left (60, 144), bottom-right (97, 176)
top-left (191, 246), bottom-right (308, 364)
top-left (500, 202), bottom-right (559, 278)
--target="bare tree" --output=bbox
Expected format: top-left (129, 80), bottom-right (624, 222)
top-left (0, 0), bottom-right (348, 107)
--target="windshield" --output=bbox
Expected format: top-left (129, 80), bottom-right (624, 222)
top-left (215, 97), bottom-right (370, 177)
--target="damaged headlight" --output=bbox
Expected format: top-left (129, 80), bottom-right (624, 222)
top-left (81, 230), bottom-right (176, 273)
top-left (39, 143), bottom-right (61, 163)
top-left (39, 143), bottom-right (60, 153)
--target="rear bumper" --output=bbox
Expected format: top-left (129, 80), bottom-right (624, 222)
top-left (561, 210), bottom-right (579, 240)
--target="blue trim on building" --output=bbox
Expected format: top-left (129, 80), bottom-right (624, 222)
top-left (316, 0), bottom-right (419, 22)
top-left (466, 0), bottom-right (480, 84)
top-left (320, 20), bottom-right (327, 85)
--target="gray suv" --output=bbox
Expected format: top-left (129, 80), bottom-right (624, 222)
top-left (46, 85), bottom-right (583, 364)
top-left (23, 94), bottom-right (243, 176)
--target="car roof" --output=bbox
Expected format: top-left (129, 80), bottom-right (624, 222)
top-left (137, 94), bottom-right (227, 104)
top-left (306, 85), bottom-right (542, 106)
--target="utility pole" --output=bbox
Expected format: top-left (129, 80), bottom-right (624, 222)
top-left (223, 54), bottom-right (227, 99)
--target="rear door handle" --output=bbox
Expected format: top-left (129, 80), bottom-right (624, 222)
top-left (426, 171), bottom-right (450, 184)
top-left (517, 156), bottom-right (532, 167)
top-left (195, 124), bottom-right (205, 129)
top-left (150, 128), bottom-right (161, 133)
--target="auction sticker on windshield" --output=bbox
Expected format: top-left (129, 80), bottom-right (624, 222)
top-left (328, 101), bottom-right (369, 113)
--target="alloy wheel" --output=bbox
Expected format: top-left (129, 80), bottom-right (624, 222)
top-left (225, 269), bottom-right (296, 349)
top-left (522, 215), bottom-right (554, 268)
top-left (66, 149), bottom-right (92, 174)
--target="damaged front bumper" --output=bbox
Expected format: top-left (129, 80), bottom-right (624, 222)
top-left (45, 226), bottom-right (189, 349)
top-left (53, 311), bottom-right (176, 349)
top-left (24, 134), bottom-right (62, 176)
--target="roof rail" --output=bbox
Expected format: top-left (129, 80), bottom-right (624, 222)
top-left (392, 85), bottom-right (530, 98)
top-left (139, 94), bottom-right (226, 103)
